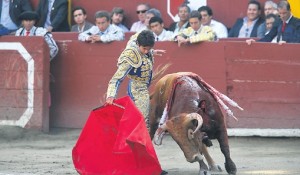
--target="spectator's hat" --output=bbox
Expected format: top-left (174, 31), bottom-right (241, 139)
top-left (19, 11), bottom-right (39, 21)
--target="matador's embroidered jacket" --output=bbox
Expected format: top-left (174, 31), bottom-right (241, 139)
top-left (106, 39), bottom-right (154, 118)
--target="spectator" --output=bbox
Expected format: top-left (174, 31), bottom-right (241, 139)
top-left (111, 7), bottom-right (129, 32)
top-left (175, 11), bottom-right (216, 47)
top-left (263, 14), bottom-right (279, 42)
top-left (36, 0), bottom-right (70, 32)
top-left (15, 11), bottom-right (58, 60)
top-left (257, 0), bottom-right (279, 38)
top-left (71, 6), bottom-right (94, 33)
top-left (149, 16), bottom-right (173, 41)
top-left (130, 3), bottom-right (150, 32)
top-left (264, 0), bottom-right (278, 15)
top-left (169, 4), bottom-right (191, 35)
top-left (198, 6), bottom-right (228, 38)
top-left (0, 0), bottom-right (32, 33)
top-left (0, 24), bottom-right (10, 36)
top-left (228, 0), bottom-right (264, 38)
top-left (78, 11), bottom-right (124, 43)
top-left (144, 8), bottom-right (161, 29)
top-left (247, 0), bottom-right (300, 44)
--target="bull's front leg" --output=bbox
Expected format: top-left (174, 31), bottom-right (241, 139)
top-left (202, 144), bottom-right (222, 172)
top-left (217, 130), bottom-right (236, 175)
top-left (196, 156), bottom-right (211, 175)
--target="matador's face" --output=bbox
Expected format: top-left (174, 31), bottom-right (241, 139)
top-left (138, 45), bottom-right (152, 55)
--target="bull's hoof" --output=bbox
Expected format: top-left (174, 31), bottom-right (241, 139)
top-left (209, 164), bottom-right (222, 172)
top-left (225, 161), bottom-right (237, 175)
top-left (199, 170), bottom-right (211, 175)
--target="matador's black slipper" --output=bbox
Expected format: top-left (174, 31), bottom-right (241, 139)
top-left (161, 170), bottom-right (168, 175)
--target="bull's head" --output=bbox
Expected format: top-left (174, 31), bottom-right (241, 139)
top-left (154, 113), bottom-right (204, 163)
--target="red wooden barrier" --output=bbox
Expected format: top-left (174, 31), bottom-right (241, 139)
top-left (0, 37), bottom-right (50, 131)
top-left (1, 34), bottom-right (299, 135)
top-left (49, 35), bottom-right (300, 130)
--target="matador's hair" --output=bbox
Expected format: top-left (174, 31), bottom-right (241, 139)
top-left (137, 30), bottom-right (155, 47)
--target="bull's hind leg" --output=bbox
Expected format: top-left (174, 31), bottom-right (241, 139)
top-left (202, 145), bottom-right (222, 172)
top-left (217, 132), bottom-right (236, 175)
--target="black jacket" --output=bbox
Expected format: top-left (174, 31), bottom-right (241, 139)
top-left (36, 0), bottom-right (70, 31)
top-left (260, 16), bottom-right (300, 43)
top-left (228, 17), bottom-right (264, 37)
top-left (0, 0), bottom-right (32, 27)
top-left (168, 22), bottom-right (190, 32)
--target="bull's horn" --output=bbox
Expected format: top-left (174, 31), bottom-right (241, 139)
top-left (187, 113), bottom-right (203, 135)
top-left (153, 124), bottom-right (167, 145)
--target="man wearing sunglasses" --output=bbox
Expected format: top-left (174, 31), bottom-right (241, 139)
top-left (130, 3), bottom-right (150, 32)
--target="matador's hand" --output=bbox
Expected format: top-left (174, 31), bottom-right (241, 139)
top-left (106, 97), bottom-right (114, 105)
top-left (153, 49), bottom-right (166, 56)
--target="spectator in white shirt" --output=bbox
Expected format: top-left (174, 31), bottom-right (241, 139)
top-left (130, 3), bottom-right (150, 32)
top-left (111, 7), bottom-right (129, 32)
top-left (169, 4), bottom-right (191, 36)
top-left (144, 8), bottom-right (161, 29)
top-left (198, 6), bottom-right (228, 38)
top-left (78, 11), bottom-right (124, 43)
top-left (149, 16), bottom-right (174, 41)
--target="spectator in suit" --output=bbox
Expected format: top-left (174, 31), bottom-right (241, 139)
top-left (169, 4), bottom-right (190, 35)
top-left (149, 16), bottom-right (173, 41)
top-left (174, 10), bottom-right (216, 47)
top-left (0, 0), bottom-right (32, 32)
top-left (0, 24), bottom-right (9, 35)
top-left (111, 7), bottom-right (129, 32)
top-left (198, 5), bottom-right (228, 38)
top-left (257, 0), bottom-right (279, 38)
top-left (265, 14), bottom-right (279, 35)
top-left (247, 0), bottom-right (300, 44)
top-left (229, 0), bottom-right (264, 38)
top-left (130, 3), bottom-right (150, 32)
top-left (36, 0), bottom-right (70, 32)
top-left (78, 11), bottom-right (124, 43)
top-left (263, 13), bottom-right (279, 42)
top-left (15, 11), bottom-right (58, 60)
top-left (144, 8), bottom-right (161, 29)
top-left (71, 6), bottom-right (93, 33)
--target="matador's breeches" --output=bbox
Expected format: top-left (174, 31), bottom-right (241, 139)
top-left (129, 81), bottom-right (150, 129)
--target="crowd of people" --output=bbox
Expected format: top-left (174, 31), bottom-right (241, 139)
top-left (1, 1), bottom-right (299, 45)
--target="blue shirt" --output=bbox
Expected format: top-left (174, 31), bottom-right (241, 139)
top-left (0, 0), bottom-right (17, 30)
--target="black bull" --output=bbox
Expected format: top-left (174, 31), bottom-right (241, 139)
top-left (149, 72), bottom-right (243, 175)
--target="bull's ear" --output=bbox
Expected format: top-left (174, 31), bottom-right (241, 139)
top-left (199, 100), bottom-right (206, 113)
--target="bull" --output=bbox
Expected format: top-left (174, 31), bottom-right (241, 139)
top-left (149, 72), bottom-right (243, 175)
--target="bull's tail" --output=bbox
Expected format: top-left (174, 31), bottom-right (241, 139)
top-left (199, 79), bottom-right (243, 121)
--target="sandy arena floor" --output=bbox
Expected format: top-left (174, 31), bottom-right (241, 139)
top-left (0, 126), bottom-right (300, 175)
